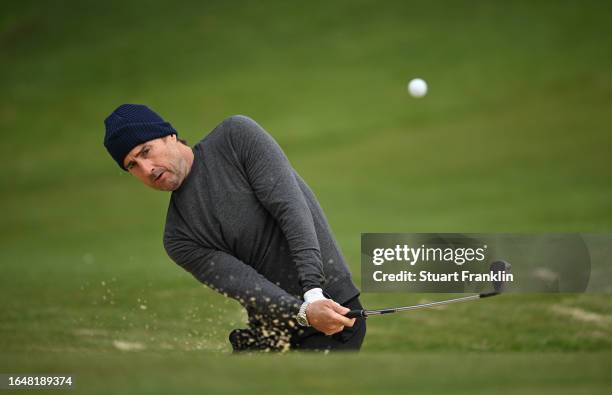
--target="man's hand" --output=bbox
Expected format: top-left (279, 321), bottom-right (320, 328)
top-left (306, 299), bottom-right (356, 336)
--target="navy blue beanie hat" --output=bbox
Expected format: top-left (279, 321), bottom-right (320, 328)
top-left (104, 104), bottom-right (178, 170)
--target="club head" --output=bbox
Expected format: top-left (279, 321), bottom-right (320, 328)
top-left (490, 260), bottom-right (512, 293)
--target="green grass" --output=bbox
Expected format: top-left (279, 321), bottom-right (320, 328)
top-left (1, 0), bottom-right (611, 393)
top-left (2, 352), bottom-right (611, 395)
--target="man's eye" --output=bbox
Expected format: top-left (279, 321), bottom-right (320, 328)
top-left (142, 148), bottom-right (150, 156)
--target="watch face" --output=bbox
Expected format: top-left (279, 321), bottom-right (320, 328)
top-left (297, 314), bottom-right (308, 326)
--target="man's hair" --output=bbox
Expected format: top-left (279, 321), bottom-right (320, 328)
top-left (165, 134), bottom-right (188, 146)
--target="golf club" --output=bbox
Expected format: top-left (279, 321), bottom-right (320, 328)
top-left (345, 260), bottom-right (511, 318)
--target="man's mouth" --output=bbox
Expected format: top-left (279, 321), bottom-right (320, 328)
top-left (154, 171), bottom-right (165, 183)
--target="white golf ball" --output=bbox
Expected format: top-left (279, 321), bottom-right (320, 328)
top-left (407, 78), bottom-right (428, 98)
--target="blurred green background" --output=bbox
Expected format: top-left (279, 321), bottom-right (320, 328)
top-left (1, 0), bottom-right (611, 393)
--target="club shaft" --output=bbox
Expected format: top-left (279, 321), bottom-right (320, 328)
top-left (345, 293), bottom-right (499, 318)
top-left (365, 294), bottom-right (480, 315)
top-left (345, 260), bottom-right (510, 319)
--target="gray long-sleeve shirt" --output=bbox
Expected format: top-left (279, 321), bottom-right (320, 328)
top-left (163, 115), bottom-right (359, 324)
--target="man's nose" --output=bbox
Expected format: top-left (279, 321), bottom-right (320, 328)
top-left (137, 159), bottom-right (155, 177)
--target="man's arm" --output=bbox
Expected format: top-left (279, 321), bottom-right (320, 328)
top-left (164, 235), bottom-right (301, 325)
top-left (226, 115), bottom-right (326, 294)
top-left (164, 234), bottom-right (354, 334)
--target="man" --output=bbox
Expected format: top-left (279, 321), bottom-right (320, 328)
top-left (104, 104), bottom-right (366, 352)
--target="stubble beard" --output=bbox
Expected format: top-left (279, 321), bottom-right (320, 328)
top-left (164, 156), bottom-right (188, 191)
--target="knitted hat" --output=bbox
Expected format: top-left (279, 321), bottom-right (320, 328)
top-left (104, 104), bottom-right (178, 170)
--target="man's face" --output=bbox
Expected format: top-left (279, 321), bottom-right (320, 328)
top-left (123, 134), bottom-right (190, 191)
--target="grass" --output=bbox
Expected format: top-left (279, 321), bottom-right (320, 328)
top-left (1, 0), bottom-right (611, 393)
top-left (2, 352), bottom-right (611, 395)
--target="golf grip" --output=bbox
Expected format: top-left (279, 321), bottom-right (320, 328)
top-left (345, 309), bottom-right (365, 318)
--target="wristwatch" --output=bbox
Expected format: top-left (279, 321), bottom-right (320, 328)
top-left (296, 301), bottom-right (310, 327)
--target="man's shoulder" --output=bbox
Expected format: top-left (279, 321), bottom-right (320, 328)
top-left (207, 114), bottom-right (257, 134)
top-left (196, 115), bottom-right (265, 155)
top-left (195, 115), bottom-right (258, 145)
top-left (220, 114), bottom-right (258, 128)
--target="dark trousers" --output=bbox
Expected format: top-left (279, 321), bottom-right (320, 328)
top-left (290, 296), bottom-right (366, 351)
top-left (229, 296), bottom-right (366, 352)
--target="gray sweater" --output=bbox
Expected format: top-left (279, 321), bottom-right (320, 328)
top-left (163, 115), bottom-right (359, 325)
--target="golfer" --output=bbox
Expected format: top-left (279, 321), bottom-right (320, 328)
top-left (103, 104), bottom-right (366, 352)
